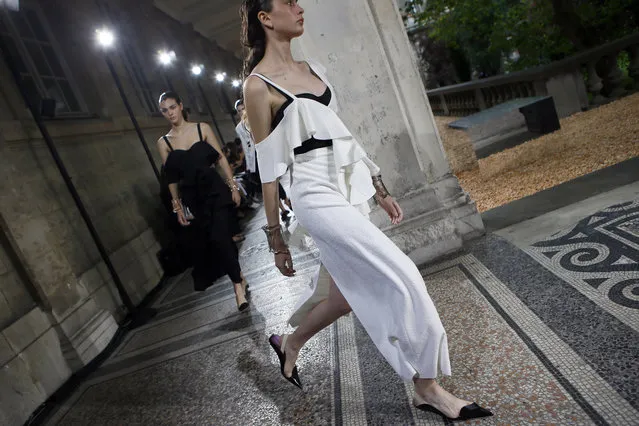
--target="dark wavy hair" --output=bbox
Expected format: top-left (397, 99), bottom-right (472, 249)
top-left (240, 0), bottom-right (274, 79)
top-left (158, 91), bottom-right (188, 121)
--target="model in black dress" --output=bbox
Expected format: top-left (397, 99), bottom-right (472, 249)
top-left (157, 91), bottom-right (249, 311)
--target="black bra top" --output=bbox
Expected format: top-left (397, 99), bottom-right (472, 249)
top-left (271, 86), bottom-right (332, 130)
top-left (162, 123), bottom-right (221, 185)
top-left (163, 122), bottom-right (204, 153)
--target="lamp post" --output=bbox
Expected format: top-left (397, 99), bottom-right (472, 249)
top-left (215, 72), bottom-right (238, 126)
top-left (97, 29), bottom-right (160, 183)
top-left (95, 28), bottom-right (157, 328)
top-left (191, 64), bottom-right (224, 142)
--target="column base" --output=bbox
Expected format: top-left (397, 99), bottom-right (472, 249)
top-left (59, 309), bottom-right (118, 371)
top-left (372, 176), bottom-right (484, 265)
top-left (431, 174), bottom-right (485, 241)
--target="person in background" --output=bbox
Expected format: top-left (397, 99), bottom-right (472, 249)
top-left (235, 99), bottom-right (258, 177)
top-left (224, 140), bottom-right (246, 173)
top-left (156, 91), bottom-right (249, 311)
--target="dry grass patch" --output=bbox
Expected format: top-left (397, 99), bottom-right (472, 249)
top-left (435, 116), bottom-right (478, 173)
top-left (454, 93), bottom-right (639, 212)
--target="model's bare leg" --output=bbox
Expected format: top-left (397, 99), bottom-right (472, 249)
top-left (280, 275), bottom-right (350, 377)
top-left (276, 275), bottom-right (473, 419)
top-left (234, 281), bottom-right (248, 311)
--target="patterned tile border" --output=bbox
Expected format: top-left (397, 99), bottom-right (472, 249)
top-left (336, 315), bottom-right (368, 426)
top-left (424, 254), bottom-right (639, 425)
top-left (329, 323), bottom-right (339, 426)
top-left (470, 234), bottom-right (639, 410)
top-left (524, 247), bottom-right (639, 332)
top-left (525, 200), bottom-right (639, 332)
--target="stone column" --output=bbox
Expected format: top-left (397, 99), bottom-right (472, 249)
top-left (0, 161), bottom-right (120, 370)
top-left (292, 0), bottom-right (483, 264)
top-left (0, 59), bottom-right (120, 381)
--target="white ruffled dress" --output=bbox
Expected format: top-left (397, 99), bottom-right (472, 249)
top-left (252, 61), bottom-right (451, 380)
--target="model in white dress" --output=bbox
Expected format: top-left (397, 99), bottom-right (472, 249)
top-left (241, 0), bottom-right (492, 421)
top-left (250, 62), bottom-right (451, 381)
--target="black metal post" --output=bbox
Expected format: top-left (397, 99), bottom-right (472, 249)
top-left (0, 42), bottom-right (136, 314)
top-left (104, 54), bottom-right (161, 182)
top-left (161, 70), bottom-right (175, 93)
top-left (218, 85), bottom-right (238, 126)
top-left (196, 80), bottom-right (224, 142)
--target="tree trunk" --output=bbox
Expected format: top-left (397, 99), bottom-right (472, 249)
top-left (549, 0), bottom-right (588, 50)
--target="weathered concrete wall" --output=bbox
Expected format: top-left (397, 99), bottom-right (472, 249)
top-left (292, 0), bottom-right (484, 263)
top-left (0, 229), bottom-right (34, 330)
top-left (0, 0), bottom-right (241, 424)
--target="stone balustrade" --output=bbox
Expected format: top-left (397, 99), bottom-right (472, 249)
top-left (427, 33), bottom-right (639, 117)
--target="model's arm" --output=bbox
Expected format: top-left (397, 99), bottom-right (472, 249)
top-left (244, 76), bottom-right (295, 276)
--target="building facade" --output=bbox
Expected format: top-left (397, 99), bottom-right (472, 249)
top-left (0, 1), bottom-right (241, 424)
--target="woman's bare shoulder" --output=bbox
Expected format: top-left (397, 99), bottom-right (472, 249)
top-left (243, 75), bottom-right (270, 100)
top-left (199, 122), bottom-right (214, 134)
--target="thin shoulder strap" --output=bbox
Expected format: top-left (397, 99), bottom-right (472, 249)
top-left (249, 73), bottom-right (295, 100)
top-left (197, 122), bottom-right (203, 141)
top-left (162, 135), bottom-right (173, 151)
top-left (305, 60), bottom-right (328, 86)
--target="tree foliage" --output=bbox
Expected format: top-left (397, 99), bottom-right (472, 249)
top-left (409, 28), bottom-right (468, 88)
top-left (404, 0), bottom-right (639, 83)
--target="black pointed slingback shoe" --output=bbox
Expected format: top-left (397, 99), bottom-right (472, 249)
top-left (414, 393), bottom-right (493, 422)
top-left (268, 334), bottom-right (302, 389)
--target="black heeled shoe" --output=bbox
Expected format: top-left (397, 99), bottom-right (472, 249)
top-left (268, 334), bottom-right (302, 389)
top-left (414, 394), bottom-right (493, 422)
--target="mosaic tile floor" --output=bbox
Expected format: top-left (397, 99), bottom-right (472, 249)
top-left (44, 203), bottom-right (639, 425)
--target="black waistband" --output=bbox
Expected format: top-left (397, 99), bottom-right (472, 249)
top-left (293, 138), bottom-right (333, 155)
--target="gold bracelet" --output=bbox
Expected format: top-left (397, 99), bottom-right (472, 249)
top-left (372, 175), bottom-right (390, 200)
top-left (262, 224), bottom-right (289, 254)
top-left (225, 178), bottom-right (239, 192)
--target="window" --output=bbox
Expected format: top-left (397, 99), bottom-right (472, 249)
top-left (0, 5), bottom-right (87, 115)
top-left (120, 43), bottom-right (158, 113)
top-left (169, 33), bottom-right (208, 117)
top-left (183, 75), bottom-right (209, 116)
top-left (98, 1), bottom-right (159, 114)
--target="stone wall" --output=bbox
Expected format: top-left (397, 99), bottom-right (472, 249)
top-left (0, 0), bottom-right (241, 424)
top-left (0, 229), bottom-right (35, 330)
top-left (427, 33), bottom-right (639, 117)
top-left (292, 0), bottom-right (484, 266)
